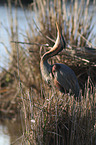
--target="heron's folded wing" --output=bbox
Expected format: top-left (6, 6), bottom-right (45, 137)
top-left (55, 64), bottom-right (78, 94)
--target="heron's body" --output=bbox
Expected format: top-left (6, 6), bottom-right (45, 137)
top-left (40, 23), bottom-right (80, 98)
top-left (52, 63), bottom-right (80, 97)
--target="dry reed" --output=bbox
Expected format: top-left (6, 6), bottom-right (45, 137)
top-left (0, 0), bottom-right (96, 145)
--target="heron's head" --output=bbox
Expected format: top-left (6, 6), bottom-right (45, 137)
top-left (56, 22), bottom-right (66, 50)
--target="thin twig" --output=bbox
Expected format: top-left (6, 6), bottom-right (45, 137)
top-left (11, 135), bottom-right (23, 145)
top-left (10, 40), bottom-right (49, 47)
top-left (16, 40), bottom-right (28, 134)
top-left (33, 19), bottom-right (55, 43)
top-left (78, 32), bottom-right (95, 48)
top-left (47, 131), bottom-right (62, 137)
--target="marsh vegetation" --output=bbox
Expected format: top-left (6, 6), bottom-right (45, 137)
top-left (0, 0), bottom-right (96, 144)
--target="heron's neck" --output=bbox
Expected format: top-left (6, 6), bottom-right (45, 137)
top-left (40, 28), bottom-right (66, 82)
top-left (40, 59), bottom-right (52, 82)
top-left (41, 59), bottom-right (51, 72)
top-left (41, 34), bottom-right (62, 61)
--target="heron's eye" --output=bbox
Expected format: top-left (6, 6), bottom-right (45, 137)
top-left (47, 80), bottom-right (51, 84)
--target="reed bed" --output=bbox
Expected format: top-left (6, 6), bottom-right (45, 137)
top-left (21, 85), bottom-right (95, 145)
top-left (0, 0), bottom-right (96, 144)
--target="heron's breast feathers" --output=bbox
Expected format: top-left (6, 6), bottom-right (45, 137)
top-left (40, 60), bottom-right (52, 83)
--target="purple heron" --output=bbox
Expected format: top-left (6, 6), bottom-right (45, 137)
top-left (40, 23), bottom-right (80, 98)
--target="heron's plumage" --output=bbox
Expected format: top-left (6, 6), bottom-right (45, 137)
top-left (40, 23), bottom-right (80, 98)
top-left (52, 63), bottom-right (80, 97)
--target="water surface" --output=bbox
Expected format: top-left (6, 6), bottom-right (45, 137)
top-left (0, 120), bottom-right (22, 145)
top-left (0, 125), bottom-right (10, 145)
top-left (0, 5), bottom-right (31, 71)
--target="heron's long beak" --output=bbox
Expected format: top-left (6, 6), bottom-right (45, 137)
top-left (56, 22), bottom-right (62, 38)
top-left (55, 22), bottom-right (66, 49)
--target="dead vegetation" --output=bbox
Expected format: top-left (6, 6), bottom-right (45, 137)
top-left (0, 0), bottom-right (96, 144)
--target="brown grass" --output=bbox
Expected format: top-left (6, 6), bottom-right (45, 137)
top-left (0, 0), bottom-right (96, 145)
